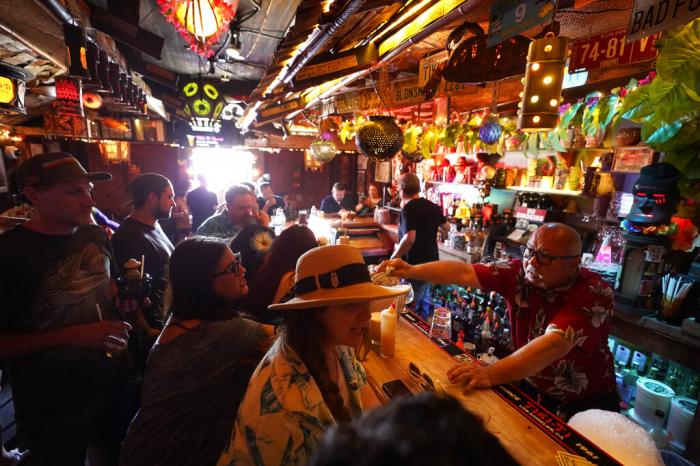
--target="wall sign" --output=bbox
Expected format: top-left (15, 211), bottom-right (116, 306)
top-left (418, 51), bottom-right (449, 87)
top-left (487, 0), bottom-right (556, 47)
top-left (570, 27), bottom-right (660, 72)
top-left (612, 146), bottom-right (655, 173)
top-left (627, 0), bottom-right (700, 43)
top-left (293, 43), bottom-right (378, 89)
top-left (515, 206), bottom-right (547, 223)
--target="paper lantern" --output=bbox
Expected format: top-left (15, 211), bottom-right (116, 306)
top-left (0, 62), bottom-right (31, 116)
top-left (355, 116), bottom-right (403, 161)
top-left (55, 76), bottom-right (83, 117)
top-left (157, 0), bottom-right (238, 57)
top-left (310, 139), bottom-right (337, 163)
top-left (518, 34), bottom-right (569, 132)
top-left (62, 23), bottom-right (90, 79)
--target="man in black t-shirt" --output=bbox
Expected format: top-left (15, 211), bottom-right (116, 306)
top-left (112, 173), bottom-right (175, 372)
top-left (392, 173), bottom-right (447, 315)
top-left (0, 152), bottom-right (132, 465)
top-left (186, 175), bottom-right (218, 232)
top-left (320, 182), bottom-right (353, 213)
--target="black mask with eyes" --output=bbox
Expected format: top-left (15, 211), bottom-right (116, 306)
top-left (626, 162), bottom-right (681, 225)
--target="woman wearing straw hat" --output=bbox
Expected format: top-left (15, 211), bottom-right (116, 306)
top-left (217, 245), bottom-right (410, 466)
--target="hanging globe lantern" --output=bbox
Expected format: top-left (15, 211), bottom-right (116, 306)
top-left (355, 116), bottom-right (403, 161)
top-left (479, 117), bottom-right (503, 145)
top-left (310, 139), bottom-right (337, 164)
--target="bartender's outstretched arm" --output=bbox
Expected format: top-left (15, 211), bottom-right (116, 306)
top-left (378, 258), bottom-right (483, 290)
top-left (447, 332), bottom-right (576, 393)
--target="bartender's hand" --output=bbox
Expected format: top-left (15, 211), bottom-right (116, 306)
top-left (377, 258), bottom-right (413, 278)
top-left (447, 361), bottom-right (494, 393)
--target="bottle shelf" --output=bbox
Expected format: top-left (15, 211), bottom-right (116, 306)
top-left (506, 186), bottom-right (582, 196)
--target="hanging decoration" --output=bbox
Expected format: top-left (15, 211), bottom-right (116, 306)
top-left (304, 149), bottom-right (324, 171)
top-left (62, 23), bottom-right (90, 79)
top-left (82, 92), bottom-right (103, 110)
top-left (157, 0), bottom-right (238, 57)
top-left (518, 33), bottom-right (569, 132)
top-left (0, 62), bottom-right (31, 116)
top-left (182, 77), bottom-right (225, 132)
top-left (355, 116), bottom-right (403, 162)
top-left (55, 76), bottom-right (84, 117)
top-left (309, 138), bottom-right (337, 164)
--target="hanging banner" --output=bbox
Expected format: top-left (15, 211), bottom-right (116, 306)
top-left (627, 0), bottom-right (700, 43)
top-left (487, 0), bottom-right (556, 47)
top-left (570, 27), bottom-right (661, 72)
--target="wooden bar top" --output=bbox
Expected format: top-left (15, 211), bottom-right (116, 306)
top-left (362, 317), bottom-right (616, 466)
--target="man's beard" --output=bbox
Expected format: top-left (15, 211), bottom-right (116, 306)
top-left (154, 206), bottom-right (172, 220)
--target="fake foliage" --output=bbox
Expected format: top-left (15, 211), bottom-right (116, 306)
top-left (619, 19), bottom-right (700, 200)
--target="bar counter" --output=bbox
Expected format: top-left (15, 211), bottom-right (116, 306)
top-left (362, 315), bottom-right (619, 466)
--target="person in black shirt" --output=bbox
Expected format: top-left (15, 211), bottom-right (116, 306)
top-left (0, 152), bottom-right (132, 465)
top-left (111, 173), bottom-right (175, 372)
top-left (186, 174), bottom-right (218, 233)
top-left (320, 182), bottom-right (353, 214)
top-left (392, 173), bottom-right (447, 314)
top-left (256, 182), bottom-right (285, 215)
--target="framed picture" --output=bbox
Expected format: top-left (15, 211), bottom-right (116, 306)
top-left (612, 146), bottom-right (655, 173)
top-left (357, 154), bottom-right (368, 170)
top-left (374, 161), bottom-right (391, 183)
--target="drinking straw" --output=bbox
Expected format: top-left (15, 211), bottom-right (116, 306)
top-left (140, 255), bottom-right (145, 278)
top-left (96, 303), bottom-right (113, 358)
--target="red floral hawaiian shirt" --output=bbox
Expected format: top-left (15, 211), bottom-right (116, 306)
top-left (473, 259), bottom-right (616, 404)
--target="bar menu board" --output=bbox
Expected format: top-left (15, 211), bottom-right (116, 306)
top-left (569, 27), bottom-right (660, 72)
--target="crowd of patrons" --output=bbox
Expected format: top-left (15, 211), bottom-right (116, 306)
top-left (0, 153), bottom-right (516, 466)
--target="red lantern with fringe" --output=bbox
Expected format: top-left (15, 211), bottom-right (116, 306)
top-left (157, 0), bottom-right (238, 57)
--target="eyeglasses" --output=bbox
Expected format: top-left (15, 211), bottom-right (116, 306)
top-left (520, 246), bottom-right (579, 266)
top-left (212, 252), bottom-right (243, 277)
top-left (408, 362), bottom-right (435, 392)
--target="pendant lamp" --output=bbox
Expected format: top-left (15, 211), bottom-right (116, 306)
top-left (157, 0), bottom-right (238, 57)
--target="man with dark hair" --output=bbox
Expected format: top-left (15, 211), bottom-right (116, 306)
top-left (0, 152), bottom-right (132, 465)
top-left (257, 182), bottom-right (285, 215)
top-left (111, 173), bottom-right (175, 371)
top-left (320, 182), bottom-right (353, 214)
top-left (309, 392), bottom-right (518, 466)
top-left (196, 184), bottom-right (256, 240)
top-left (186, 174), bottom-right (218, 233)
top-left (391, 173), bottom-right (447, 314)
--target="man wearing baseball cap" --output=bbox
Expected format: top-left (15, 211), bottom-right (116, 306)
top-left (0, 152), bottom-right (132, 465)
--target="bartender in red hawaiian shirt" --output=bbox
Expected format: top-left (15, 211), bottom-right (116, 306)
top-left (379, 223), bottom-right (617, 419)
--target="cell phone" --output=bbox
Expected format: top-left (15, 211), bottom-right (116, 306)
top-left (382, 379), bottom-right (413, 399)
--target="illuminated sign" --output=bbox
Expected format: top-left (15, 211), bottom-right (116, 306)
top-left (0, 77), bottom-right (15, 104)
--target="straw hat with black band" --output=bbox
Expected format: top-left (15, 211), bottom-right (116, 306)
top-left (269, 244), bottom-right (409, 311)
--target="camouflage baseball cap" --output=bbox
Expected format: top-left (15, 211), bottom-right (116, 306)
top-left (17, 152), bottom-right (111, 189)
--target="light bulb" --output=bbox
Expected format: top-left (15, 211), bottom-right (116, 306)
top-left (543, 76), bottom-right (553, 85)
top-left (532, 116), bottom-right (541, 123)
top-left (550, 99), bottom-right (558, 107)
top-left (531, 63), bottom-right (540, 71)
top-left (544, 45), bottom-right (553, 53)
top-left (530, 95), bottom-right (539, 103)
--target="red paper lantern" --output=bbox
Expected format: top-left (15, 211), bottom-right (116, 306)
top-left (55, 76), bottom-right (84, 117)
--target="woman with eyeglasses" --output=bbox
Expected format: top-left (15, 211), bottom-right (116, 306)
top-left (120, 238), bottom-right (271, 466)
top-left (378, 222), bottom-right (618, 421)
top-left (217, 245), bottom-right (410, 466)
